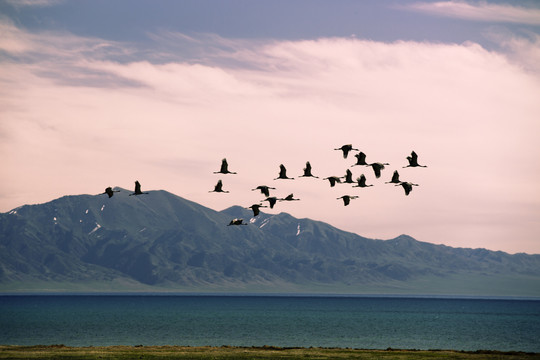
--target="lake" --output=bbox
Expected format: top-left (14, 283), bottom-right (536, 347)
top-left (1, 295), bottom-right (539, 352)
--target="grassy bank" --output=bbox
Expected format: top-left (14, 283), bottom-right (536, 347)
top-left (0, 345), bottom-right (538, 359)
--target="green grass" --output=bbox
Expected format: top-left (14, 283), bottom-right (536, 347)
top-left (1, 345), bottom-right (538, 360)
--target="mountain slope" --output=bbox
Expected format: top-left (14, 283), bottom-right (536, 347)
top-left (1, 189), bottom-right (539, 295)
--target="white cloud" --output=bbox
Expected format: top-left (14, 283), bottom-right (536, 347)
top-left (407, 1), bottom-right (540, 25)
top-left (486, 30), bottom-right (540, 73)
top-left (0, 19), bottom-right (133, 63)
top-left (1, 25), bottom-right (540, 254)
top-left (3, 0), bottom-right (63, 8)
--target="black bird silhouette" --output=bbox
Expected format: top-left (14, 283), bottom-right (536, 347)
top-left (262, 196), bottom-right (278, 209)
top-left (214, 158), bottom-right (237, 174)
top-left (335, 144), bottom-right (359, 159)
top-left (299, 161), bottom-right (319, 178)
top-left (102, 187), bottom-right (120, 198)
top-left (403, 151), bottom-right (427, 168)
top-left (397, 181), bottom-right (419, 196)
top-left (248, 204), bottom-right (267, 216)
top-left (337, 195), bottom-right (359, 206)
top-left (369, 162), bottom-right (389, 179)
top-left (353, 174), bottom-right (373, 188)
top-left (274, 164), bottom-right (294, 180)
top-left (343, 169), bottom-right (354, 184)
top-left (351, 151), bottom-right (369, 167)
top-left (251, 185), bottom-right (276, 197)
top-left (209, 179), bottom-right (229, 193)
top-left (129, 181), bottom-right (148, 196)
top-left (227, 218), bottom-right (248, 226)
top-left (385, 170), bottom-right (401, 184)
top-left (324, 176), bottom-right (342, 187)
top-left (279, 193), bottom-right (300, 201)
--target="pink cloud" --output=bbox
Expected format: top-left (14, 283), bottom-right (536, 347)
top-left (407, 1), bottom-right (540, 25)
top-left (1, 25), bottom-right (539, 254)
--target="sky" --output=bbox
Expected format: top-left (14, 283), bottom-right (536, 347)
top-left (1, 0), bottom-right (539, 254)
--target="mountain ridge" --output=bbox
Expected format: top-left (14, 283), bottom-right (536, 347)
top-left (1, 189), bottom-right (539, 296)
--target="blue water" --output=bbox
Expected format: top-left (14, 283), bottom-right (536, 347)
top-left (1, 295), bottom-right (539, 352)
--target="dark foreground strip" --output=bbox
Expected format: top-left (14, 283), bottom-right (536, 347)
top-left (0, 345), bottom-right (539, 360)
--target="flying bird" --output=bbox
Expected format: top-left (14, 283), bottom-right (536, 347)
top-left (343, 169), bottom-right (354, 184)
top-left (102, 187), bottom-right (120, 198)
top-left (209, 179), bottom-right (229, 193)
top-left (397, 181), bottom-right (419, 196)
top-left (351, 152), bottom-right (369, 167)
top-left (403, 151), bottom-right (427, 168)
top-left (353, 174), bottom-right (373, 188)
top-left (251, 185), bottom-right (276, 197)
top-left (337, 195), bottom-right (359, 206)
top-left (335, 144), bottom-right (359, 159)
top-left (385, 170), bottom-right (401, 184)
top-left (129, 181), bottom-right (148, 196)
top-left (262, 196), bottom-right (278, 209)
top-left (227, 218), bottom-right (248, 226)
top-left (299, 161), bottom-right (319, 178)
top-left (324, 176), bottom-right (342, 187)
top-left (214, 158), bottom-right (237, 174)
top-left (248, 204), bottom-right (267, 216)
top-left (369, 162), bottom-right (389, 179)
top-left (274, 164), bottom-right (294, 180)
top-left (279, 193), bottom-right (300, 201)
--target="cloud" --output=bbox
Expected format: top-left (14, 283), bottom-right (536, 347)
top-left (407, 1), bottom-right (540, 25)
top-left (1, 25), bottom-right (540, 253)
top-left (0, 18), bottom-right (133, 60)
top-left (3, 0), bottom-right (63, 8)
top-left (485, 30), bottom-right (540, 73)
top-left (0, 19), bottom-right (142, 88)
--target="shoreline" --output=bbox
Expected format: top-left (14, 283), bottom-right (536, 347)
top-left (1, 345), bottom-right (539, 359)
top-left (2, 292), bottom-right (540, 300)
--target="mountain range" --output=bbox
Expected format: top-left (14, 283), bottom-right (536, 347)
top-left (1, 188), bottom-right (539, 296)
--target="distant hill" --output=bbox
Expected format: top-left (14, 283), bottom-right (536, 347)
top-left (1, 189), bottom-right (539, 296)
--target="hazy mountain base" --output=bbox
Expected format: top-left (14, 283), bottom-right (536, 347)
top-left (1, 189), bottom-right (540, 296)
top-left (2, 273), bottom-right (539, 297)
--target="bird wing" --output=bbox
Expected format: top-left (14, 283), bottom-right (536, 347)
top-left (372, 164), bottom-right (382, 178)
top-left (220, 158), bottom-right (228, 172)
top-left (135, 181), bottom-right (141, 193)
top-left (409, 151), bottom-right (419, 165)
top-left (402, 182), bottom-right (412, 195)
top-left (215, 180), bottom-right (223, 191)
top-left (252, 206), bottom-right (260, 216)
top-left (356, 152), bottom-right (367, 164)
top-left (359, 174), bottom-right (367, 186)
top-left (406, 156), bottom-right (413, 166)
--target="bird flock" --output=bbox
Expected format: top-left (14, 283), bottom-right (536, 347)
top-left (101, 180), bottom-right (148, 198)
top-left (209, 146), bottom-right (427, 226)
top-left (99, 147), bottom-right (426, 226)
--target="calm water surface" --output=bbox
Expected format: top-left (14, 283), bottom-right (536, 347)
top-left (1, 295), bottom-right (539, 351)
